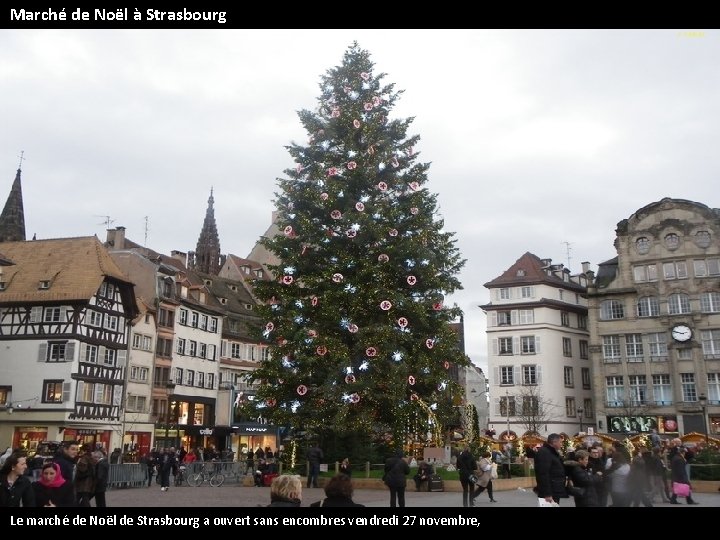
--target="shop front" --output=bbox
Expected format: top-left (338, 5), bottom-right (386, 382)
top-left (230, 422), bottom-right (280, 460)
top-left (61, 427), bottom-right (111, 451)
top-left (12, 426), bottom-right (49, 454)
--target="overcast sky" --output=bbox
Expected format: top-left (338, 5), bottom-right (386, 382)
top-left (1, 29), bottom-right (719, 374)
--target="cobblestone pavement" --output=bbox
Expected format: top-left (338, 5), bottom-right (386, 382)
top-left (105, 482), bottom-right (720, 508)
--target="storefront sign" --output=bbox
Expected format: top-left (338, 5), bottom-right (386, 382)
top-left (607, 415), bottom-right (678, 434)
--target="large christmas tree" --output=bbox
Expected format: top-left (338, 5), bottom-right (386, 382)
top-left (246, 43), bottom-right (467, 449)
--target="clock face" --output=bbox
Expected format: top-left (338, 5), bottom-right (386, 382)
top-left (671, 325), bottom-right (693, 342)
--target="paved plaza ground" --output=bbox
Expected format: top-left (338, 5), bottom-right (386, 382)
top-left (105, 482), bottom-right (720, 508)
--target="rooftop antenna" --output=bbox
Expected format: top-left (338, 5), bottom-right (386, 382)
top-left (562, 241), bottom-right (572, 269)
top-left (95, 215), bottom-right (115, 229)
top-left (144, 216), bottom-right (150, 247)
top-left (18, 150), bottom-right (25, 170)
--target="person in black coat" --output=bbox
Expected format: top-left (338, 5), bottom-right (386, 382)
top-left (0, 454), bottom-right (35, 507)
top-left (564, 450), bottom-right (603, 507)
top-left (669, 447), bottom-right (698, 504)
top-left (534, 433), bottom-right (568, 505)
top-left (384, 450), bottom-right (410, 508)
top-left (52, 441), bottom-right (78, 491)
top-left (310, 473), bottom-right (365, 507)
top-left (457, 445), bottom-right (478, 507)
top-left (413, 460), bottom-right (434, 491)
top-left (92, 450), bottom-right (109, 507)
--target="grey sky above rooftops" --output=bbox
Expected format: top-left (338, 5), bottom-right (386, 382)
top-left (1, 29), bottom-right (718, 374)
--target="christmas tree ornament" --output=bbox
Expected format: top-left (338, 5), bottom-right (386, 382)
top-left (347, 161), bottom-right (357, 170)
top-left (316, 345), bottom-right (328, 356)
top-left (365, 347), bottom-right (377, 357)
top-left (284, 225), bottom-right (294, 236)
top-left (320, 192), bottom-right (329, 200)
top-left (265, 322), bottom-right (275, 332)
top-left (355, 202), bottom-right (365, 211)
top-left (397, 317), bottom-right (408, 328)
top-left (410, 207), bottom-right (419, 215)
top-left (360, 72), bottom-right (370, 80)
top-left (377, 181), bottom-right (387, 191)
top-left (389, 229), bottom-right (398, 237)
top-left (345, 374), bottom-right (356, 384)
top-left (297, 385), bottom-right (308, 396)
top-left (353, 119), bottom-right (361, 128)
top-left (330, 210), bottom-right (342, 220)
top-left (380, 300), bottom-right (392, 310)
top-left (408, 375), bottom-right (416, 385)
top-left (345, 229), bottom-right (357, 238)
top-left (425, 338), bottom-right (435, 349)
top-left (332, 273), bottom-right (344, 283)
top-left (378, 253), bottom-right (389, 263)
top-left (328, 167), bottom-right (339, 176)
top-left (348, 324), bottom-right (359, 333)
top-left (282, 275), bottom-right (294, 285)
top-left (406, 275), bottom-right (417, 286)
top-left (350, 393), bottom-right (361, 404)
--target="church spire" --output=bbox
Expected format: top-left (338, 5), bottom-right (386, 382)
top-left (0, 167), bottom-right (27, 243)
top-left (193, 187), bottom-right (222, 275)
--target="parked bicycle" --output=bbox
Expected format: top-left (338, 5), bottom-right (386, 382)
top-left (187, 462), bottom-right (225, 487)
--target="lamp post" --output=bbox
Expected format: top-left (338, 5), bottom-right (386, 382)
top-left (699, 394), bottom-right (709, 446)
top-left (577, 407), bottom-right (584, 435)
top-left (505, 390), bottom-right (511, 441)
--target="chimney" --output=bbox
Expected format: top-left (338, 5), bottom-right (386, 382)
top-left (106, 226), bottom-right (126, 250)
top-left (170, 250), bottom-right (187, 267)
top-left (581, 261), bottom-right (590, 274)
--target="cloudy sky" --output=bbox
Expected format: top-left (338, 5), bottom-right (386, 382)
top-left (1, 29), bottom-right (718, 373)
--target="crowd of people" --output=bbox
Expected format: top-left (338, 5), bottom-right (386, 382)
top-left (0, 442), bottom-right (109, 507)
top-left (534, 432), bottom-right (702, 507)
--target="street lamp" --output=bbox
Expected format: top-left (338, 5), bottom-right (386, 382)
top-left (699, 394), bottom-right (709, 446)
top-left (577, 407), bottom-right (584, 435)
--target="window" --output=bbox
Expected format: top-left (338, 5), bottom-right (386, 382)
top-left (561, 312), bottom-right (570, 327)
top-left (700, 292), bottom-right (720, 313)
top-left (186, 370), bottom-right (195, 387)
top-left (521, 286), bottom-right (534, 298)
top-left (583, 399), bottom-right (593, 418)
top-left (652, 374), bottom-right (672, 405)
top-left (191, 312), bottom-right (199, 328)
top-left (633, 264), bottom-right (658, 282)
top-left (44, 307), bottom-right (62, 322)
top-left (559, 289), bottom-right (564, 300)
top-left (39, 280), bottom-right (51, 290)
top-left (261, 347), bottom-right (270, 362)
top-left (200, 314), bottom-right (208, 330)
top-left (635, 237), bottom-right (651, 254)
top-left (126, 395), bottom-right (147, 412)
top-left (625, 334), bottom-right (644, 361)
top-left (129, 366), bottom-right (149, 382)
top-left (88, 310), bottom-right (102, 326)
top-left (43, 380), bottom-right (64, 403)
top-left (565, 397), bottom-right (576, 417)
top-left (103, 348), bottom-right (116, 366)
top-left (497, 311), bottom-right (511, 326)
top-left (606, 376), bottom-right (624, 407)
top-left (179, 309), bottom-right (188, 325)
top-left (521, 396), bottom-right (539, 416)
top-left (132, 334), bottom-right (141, 349)
top-left (637, 296), bottom-right (659, 317)
top-left (156, 338), bottom-right (173, 358)
top-left (104, 315), bottom-right (118, 331)
top-left (518, 310), bottom-right (534, 324)
top-left (579, 340), bottom-right (589, 359)
top-left (701, 329), bottom-right (720, 358)
top-left (500, 366), bottom-right (514, 385)
top-left (564, 366), bottom-right (574, 387)
top-left (677, 348), bottom-right (693, 360)
top-left (602, 335), bottom-right (621, 362)
top-left (600, 300), bottom-right (624, 320)
top-left (694, 259), bottom-right (708, 277)
top-left (231, 343), bottom-right (241, 359)
top-left (154, 367), bottom-right (170, 388)
top-left (668, 293), bottom-right (691, 314)
top-left (499, 395), bottom-right (516, 417)
top-left (198, 372), bottom-right (205, 388)
top-left (562, 337), bottom-right (572, 357)
top-left (498, 337), bottom-right (513, 355)
top-left (158, 308), bottom-right (174, 328)
top-left (207, 344), bottom-right (216, 361)
top-left (177, 338), bottom-right (186, 355)
top-left (49, 342), bottom-right (70, 362)
top-left (207, 373), bottom-right (215, 390)
top-left (520, 336), bottom-right (537, 354)
top-left (680, 373), bottom-right (696, 402)
top-left (647, 332), bottom-right (668, 360)
top-left (83, 344), bottom-right (98, 363)
top-left (189, 341), bottom-right (197, 357)
top-left (577, 315), bottom-right (588, 330)
top-left (581, 367), bottom-right (591, 389)
top-left (175, 368), bottom-right (184, 385)
top-left (629, 375), bottom-right (647, 405)
top-left (707, 373), bottom-right (720, 404)
top-left (199, 343), bottom-right (207, 359)
top-left (663, 261), bottom-right (688, 280)
top-left (499, 288), bottom-right (510, 300)
top-left (522, 365), bottom-right (539, 385)
top-left (142, 336), bottom-right (152, 351)
top-left (664, 233), bottom-right (680, 250)
top-left (209, 317), bottom-right (218, 333)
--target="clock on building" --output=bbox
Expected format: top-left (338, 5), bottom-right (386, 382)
top-left (671, 324), bottom-right (693, 343)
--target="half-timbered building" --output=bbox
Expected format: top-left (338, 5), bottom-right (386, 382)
top-left (0, 237), bottom-right (138, 451)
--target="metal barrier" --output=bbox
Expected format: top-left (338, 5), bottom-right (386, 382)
top-left (108, 463), bottom-right (148, 488)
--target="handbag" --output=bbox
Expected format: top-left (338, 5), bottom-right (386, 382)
top-left (672, 481), bottom-right (690, 497)
top-left (468, 473), bottom-right (478, 484)
top-left (537, 497), bottom-right (559, 507)
top-left (490, 463), bottom-right (498, 479)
